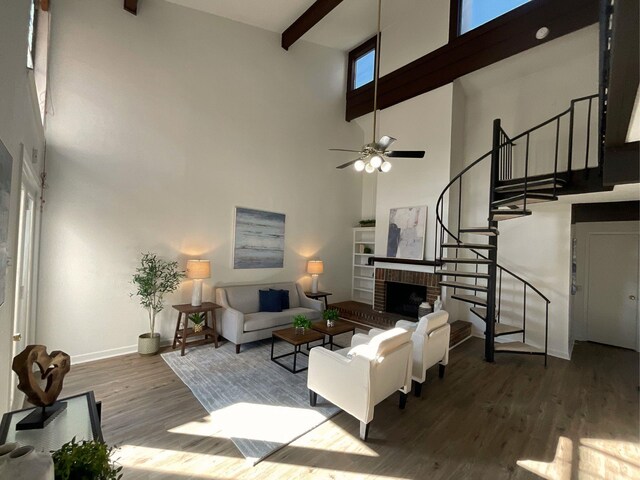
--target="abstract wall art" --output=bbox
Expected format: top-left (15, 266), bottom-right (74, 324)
top-left (386, 205), bottom-right (427, 260)
top-left (233, 207), bottom-right (285, 269)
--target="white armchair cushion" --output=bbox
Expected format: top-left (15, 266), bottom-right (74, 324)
top-left (416, 310), bottom-right (449, 335)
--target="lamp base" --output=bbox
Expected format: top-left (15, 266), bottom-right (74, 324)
top-left (311, 275), bottom-right (319, 294)
top-left (191, 279), bottom-right (203, 307)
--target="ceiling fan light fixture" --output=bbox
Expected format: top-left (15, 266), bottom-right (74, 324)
top-left (370, 154), bottom-right (383, 169)
top-left (364, 163), bottom-right (376, 173)
top-left (380, 161), bottom-right (392, 172)
top-left (354, 160), bottom-right (366, 171)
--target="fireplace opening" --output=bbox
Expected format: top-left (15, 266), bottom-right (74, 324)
top-left (385, 281), bottom-right (427, 318)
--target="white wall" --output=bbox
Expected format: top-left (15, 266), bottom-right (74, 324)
top-left (38, 0), bottom-right (364, 363)
top-left (0, 2), bottom-right (46, 413)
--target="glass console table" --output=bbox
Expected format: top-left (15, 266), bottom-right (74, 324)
top-left (0, 391), bottom-right (103, 452)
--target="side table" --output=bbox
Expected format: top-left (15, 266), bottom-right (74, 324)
top-left (172, 302), bottom-right (220, 356)
top-left (305, 290), bottom-right (332, 308)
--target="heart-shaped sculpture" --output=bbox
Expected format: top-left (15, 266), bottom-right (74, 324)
top-left (12, 345), bottom-right (71, 407)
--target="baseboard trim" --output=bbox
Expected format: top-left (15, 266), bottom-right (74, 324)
top-left (71, 339), bottom-right (173, 365)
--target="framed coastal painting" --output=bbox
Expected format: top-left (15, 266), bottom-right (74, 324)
top-left (0, 139), bottom-right (13, 306)
top-left (233, 207), bottom-right (285, 269)
top-left (386, 205), bottom-right (427, 260)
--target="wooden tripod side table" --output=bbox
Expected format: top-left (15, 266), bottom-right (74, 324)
top-left (172, 302), bottom-right (220, 356)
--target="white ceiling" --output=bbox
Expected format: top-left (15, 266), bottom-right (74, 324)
top-left (163, 0), bottom-right (417, 51)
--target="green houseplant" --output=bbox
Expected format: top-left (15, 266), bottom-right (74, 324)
top-left (51, 437), bottom-right (122, 480)
top-left (292, 314), bottom-right (312, 334)
top-left (131, 252), bottom-right (185, 355)
top-left (322, 308), bottom-right (339, 327)
top-left (188, 312), bottom-right (206, 333)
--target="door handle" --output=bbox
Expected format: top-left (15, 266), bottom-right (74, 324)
top-left (630, 295), bottom-right (637, 301)
top-left (12, 333), bottom-right (22, 342)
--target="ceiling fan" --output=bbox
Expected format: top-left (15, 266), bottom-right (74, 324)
top-left (331, 0), bottom-right (425, 173)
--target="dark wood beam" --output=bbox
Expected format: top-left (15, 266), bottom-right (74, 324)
top-left (604, 0), bottom-right (639, 146)
top-left (281, 0), bottom-right (344, 51)
top-left (603, 142), bottom-right (640, 185)
top-left (346, 0), bottom-right (599, 121)
top-left (124, 0), bottom-right (137, 15)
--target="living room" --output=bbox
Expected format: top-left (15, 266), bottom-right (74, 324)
top-left (0, 0), bottom-right (638, 478)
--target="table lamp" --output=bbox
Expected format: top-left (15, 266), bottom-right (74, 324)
top-left (307, 260), bottom-right (324, 294)
top-left (187, 260), bottom-right (210, 307)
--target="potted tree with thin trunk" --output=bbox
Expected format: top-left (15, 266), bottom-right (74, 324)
top-left (131, 253), bottom-right (185, 355)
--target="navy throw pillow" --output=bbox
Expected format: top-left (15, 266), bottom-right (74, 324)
top-left (259, 290), bottom-right (282, 312)
top-left (270, 289), bottom-right (290, 310)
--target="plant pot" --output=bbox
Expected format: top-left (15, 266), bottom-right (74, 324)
top-left (193, 323), bottom-right (203, 333)
top-left (138, 333), bottom-right (160, 356)
top-left (0, 445), bottom-right (54, 480)
top-left (294, 327), bottom-right (306, 335)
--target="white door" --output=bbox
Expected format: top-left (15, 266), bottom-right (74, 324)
top-left (586, 233), bottom-right (640, 350)
top-left (9, 169), bottom-right (39, 409)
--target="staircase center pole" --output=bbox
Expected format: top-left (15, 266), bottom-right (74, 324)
top-left (485, 120), bottom-right (501, 363)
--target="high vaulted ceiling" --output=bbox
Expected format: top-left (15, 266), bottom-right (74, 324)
top-left (163, 0), bottom-right (417, 51)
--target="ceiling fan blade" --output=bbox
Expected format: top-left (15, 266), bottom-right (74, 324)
top-left (377, 136), bottom-right (396, 150)
top-left (336, 158), bottom-right (362, 169)
top-left (386, 150), bottom-right (425, 158)
top-left (329, 148), bottom-right (362, 153)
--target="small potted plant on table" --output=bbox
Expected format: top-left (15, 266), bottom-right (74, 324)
top-left (188, 312), bottom-right (206, 333)
top-left (131, 252), bottom-right (185, 355)
top-left (292, 314), bottom-right (312, 335)
top-left (323, 308), bottom-right (339, 327)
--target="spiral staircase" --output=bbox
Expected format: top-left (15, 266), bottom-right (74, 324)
top-left (434, 94), bottom-right (606, 365)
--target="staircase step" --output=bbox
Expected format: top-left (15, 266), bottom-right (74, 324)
top-left (451, 294), bottom-right (487, 306)
top-left (495, 324), bottom-right (525, 336)
top-left (492, 193), bottom-right (557, 208)
top-left (494, 341), bottom-right (544, 354)
top-left (442, 243), bottom-right (496, 250)
top-left (470, 307), bottom-right (490, 320)
top-left (494, 177), bottom-right (566, 193)
top-left (459, 227), bottom-right (499, 236)
top-left (440, 281), bottom-right (488, 292)
top-left (441, 257), bottom-right (493, 265)
top-left (436, 270), bottom-right (490, 280)
top-left (490, 209), bottom-right (532, 221)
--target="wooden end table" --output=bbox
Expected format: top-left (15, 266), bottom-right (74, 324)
top-left (271, 327), bottom-right (324, 373)
top-left (311, 319), bottom-right (356, 350)
top-left (172, 302), bottom-right (220, 356)
top-left (305, 290), bottom-right (332, 308)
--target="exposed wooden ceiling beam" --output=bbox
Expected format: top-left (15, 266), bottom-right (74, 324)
top-left (281, 0), bottom-right (344, 51)
top-left (124, 0), bottom-right (138, 15)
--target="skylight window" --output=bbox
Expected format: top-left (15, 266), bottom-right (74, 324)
top-left (353, 49), bottom-right (375, 89)
top-left (460, 0), bottom-right (531, 35)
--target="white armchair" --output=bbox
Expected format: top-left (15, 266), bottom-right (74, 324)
top-left (307, 328), bottom-right (413, 441)
top-left (356, 311), bottom-right (450, 397)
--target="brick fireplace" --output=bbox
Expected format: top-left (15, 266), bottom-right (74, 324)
top-left (374, 267), bottom-right (440, 315)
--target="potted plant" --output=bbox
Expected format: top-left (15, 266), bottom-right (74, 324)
top-left (188, 312), bottom-right (206, 333)
top-left (292, 314), bottom-right (312, 335)
top-left (322, 308), bottom-right (339, 327)
top-left (51, 437), bottom-right (122, 480)
top-left (131, 252), bottom-right (185, 355)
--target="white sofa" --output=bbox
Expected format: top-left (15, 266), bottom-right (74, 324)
top-left (216, 282), bottom-right (323, 353)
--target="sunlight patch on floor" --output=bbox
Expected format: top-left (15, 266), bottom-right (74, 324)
top-left (117, 444), bottom-right (240, 479)
top-left (517, 437), bottom-right (640, 479)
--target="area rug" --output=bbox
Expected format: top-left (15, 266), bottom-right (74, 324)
top-left (161, 339), bottom-right (340, 465)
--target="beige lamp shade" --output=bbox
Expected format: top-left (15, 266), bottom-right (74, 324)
top-left (186, 260), bottom-right (211, 279)
top-left (307, 260), bottom-right (324, 275)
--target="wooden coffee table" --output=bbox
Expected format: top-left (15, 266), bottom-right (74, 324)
top-left (311, 319), bottom-right (356, 350)
top-left (271, 327), bottom-right (324, 373)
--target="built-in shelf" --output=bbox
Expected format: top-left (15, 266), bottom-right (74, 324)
top-left (353, 227), bottom-right (376, 305)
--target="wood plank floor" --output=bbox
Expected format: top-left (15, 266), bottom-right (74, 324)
top-left (60, 338), bottom-right (639, 479)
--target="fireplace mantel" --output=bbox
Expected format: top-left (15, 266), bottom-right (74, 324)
top-left (370, 257), bottom-right (443, 267)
